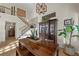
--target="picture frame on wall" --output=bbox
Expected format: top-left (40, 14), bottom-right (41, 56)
top-left (17, 8), bottom-right (26, 17)
top-left (64, 19), bottom-right (74, 26)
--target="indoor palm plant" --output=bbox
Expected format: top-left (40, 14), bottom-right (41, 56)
top-left (59, 23), bottom-right (79, 55)
top-left (59, 24), bottom-right (79, 46)
top-left (59, 24), bottom-right (73, 46)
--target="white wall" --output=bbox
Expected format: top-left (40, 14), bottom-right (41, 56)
top-left (0, 13), bottom-right (25, 42)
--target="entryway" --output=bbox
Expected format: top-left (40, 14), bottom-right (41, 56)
top-left (5, 21), bottom-right (16, 41)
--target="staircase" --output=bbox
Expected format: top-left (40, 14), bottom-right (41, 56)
top-left (0, 5), bottom-right (37, 39)
top-left (18, 17), bottom-right (38, 39)
top-left (17, 16), bottom-right (29, 26)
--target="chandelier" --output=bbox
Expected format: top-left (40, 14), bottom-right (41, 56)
top-left (36, 3), bottom-right (47, 15)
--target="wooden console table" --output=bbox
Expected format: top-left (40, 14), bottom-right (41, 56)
top-left (16, 38), bottom-right (58, 56)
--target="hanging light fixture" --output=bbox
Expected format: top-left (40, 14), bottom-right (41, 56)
top-left (36, 3), bottom-right (47, 15)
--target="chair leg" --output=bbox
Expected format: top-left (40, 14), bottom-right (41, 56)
top-left (56, 48), bottom-right (59, 56)
top-left (56, 46), bottom-right (59, 56)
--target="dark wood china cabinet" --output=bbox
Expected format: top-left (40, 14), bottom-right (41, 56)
top-left (39, 19), bottom-right (57, 43)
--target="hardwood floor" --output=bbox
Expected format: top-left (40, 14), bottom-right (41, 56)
top-left (0, 37), bottom-right (18, 56)
top-left (0, 49), bottom-right (16, 56)
top-left (58, 48), bottom-right (67, 56)
top-left (0, 37), bottom-right (16, 48)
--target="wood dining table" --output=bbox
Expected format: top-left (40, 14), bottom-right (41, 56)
top-left (16, 38), bottom-right (58, 56)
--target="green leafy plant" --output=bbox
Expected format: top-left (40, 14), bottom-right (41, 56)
top-left (59, 24), bottom-right (79, 46)
top-left (72, 25), bottom-right (79, 38)
top-left (30, 29), bottom-right (37, 39)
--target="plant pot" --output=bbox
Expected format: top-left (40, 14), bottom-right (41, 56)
top-left (63, 44), bottom-right (75, 56)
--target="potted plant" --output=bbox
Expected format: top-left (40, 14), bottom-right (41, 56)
top-left (30, 28), bottom-right (38, 40)
top-left (58, 24), bottom-right (79, 55)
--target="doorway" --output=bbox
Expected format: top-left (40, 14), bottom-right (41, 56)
top-left (5, 21), bottom-right (16, 41)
